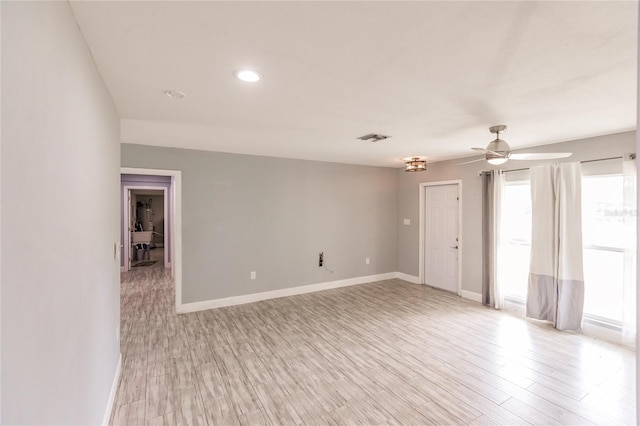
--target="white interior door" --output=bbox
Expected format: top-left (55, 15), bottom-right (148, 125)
top-left (424, 184), bottom-right (459, 293)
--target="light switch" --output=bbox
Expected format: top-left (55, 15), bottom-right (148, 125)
top-left (250, 271), bottom-right (256, 280)
top-left (403, 219), bottom-right (411, 225)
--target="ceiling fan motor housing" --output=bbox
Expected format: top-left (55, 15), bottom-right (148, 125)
top-left (486, 138), bottom-right (510, 161)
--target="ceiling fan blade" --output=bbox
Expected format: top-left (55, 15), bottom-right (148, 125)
top-left (456, 158), bottom-right (486, 165)
top-left (510, 152), bottom-right (573, 161)
top-left (471, 147), bottom-right (488, 153)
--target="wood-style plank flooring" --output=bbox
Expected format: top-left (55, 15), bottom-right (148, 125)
top-left (111, 261), bottom-right (635, 425)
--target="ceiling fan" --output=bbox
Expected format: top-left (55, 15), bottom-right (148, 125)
top-left (459, 125), bottom-right (572, 165)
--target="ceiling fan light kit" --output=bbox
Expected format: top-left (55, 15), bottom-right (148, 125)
top-left (405, 157), bottom-right (427, 172)
top-left (486, 156), bottom-right (509, 165)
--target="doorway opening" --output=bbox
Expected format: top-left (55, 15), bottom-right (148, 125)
top-left (419, 180), bottom-right (462, 295)
top-left (129, 188), bottom-right (167, 268)
top-left (120, 167), bottom-right (183, 313)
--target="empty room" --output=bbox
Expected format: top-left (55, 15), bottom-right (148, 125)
top-left (2, 1), bottom-right (638, 425)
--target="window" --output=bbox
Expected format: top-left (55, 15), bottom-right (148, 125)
top-left (499, 171), bottom-right (626, 326)
top-left (501, 181), bottom-right (531, 302)
top-left (582, 175), bottom-right (625, 324)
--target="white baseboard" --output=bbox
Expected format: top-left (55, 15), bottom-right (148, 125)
top-left (178, 272), bottom-right (484, 314)
top-left (394, 273), bottom-right (479, 303)
top-left (395, 272), bottom-right (420, 284)
top-left (505, 301), bottom-right (627, 346)
top-left (102, 353), bottom-right (122, 426)
top-left (461, 290), bottom-right (482, 303)
top-left (582, 321), bottom-right (626, 346)
top-left (178, 272), bottom-right (397, 314)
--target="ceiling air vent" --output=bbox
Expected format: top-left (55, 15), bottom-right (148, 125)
top-left (357, 133), bottom-right (390, 142)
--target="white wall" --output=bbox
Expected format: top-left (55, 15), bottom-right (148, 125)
top-left (397, 131), bottom-right (636, 295)
top-left (1, 2), bottom-right (4, 422)
top-left (636, 8), bottom-right (640, 423)
top-left (1, 2), bottom-right (121, 424)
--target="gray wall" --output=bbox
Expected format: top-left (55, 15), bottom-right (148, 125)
top-left (1, 2), bottom-right (121, 424)
top-left (121, 144), bottom-right (398, 303)
top-left (397, 131), bottom-right (636, 295)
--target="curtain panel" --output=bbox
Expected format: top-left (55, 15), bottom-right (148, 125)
top-left (527, 163), bottom-right (584, 331)
top-left (482, 170), bottom-right (504, 309)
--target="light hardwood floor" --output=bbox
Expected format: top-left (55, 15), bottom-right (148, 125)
top-left (111, 264), bottom-right (635, 425)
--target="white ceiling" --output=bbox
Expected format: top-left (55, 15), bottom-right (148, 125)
top-left (70, 1), bottom-right (637, 168)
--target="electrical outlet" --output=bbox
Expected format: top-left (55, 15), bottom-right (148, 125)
top-left (403, 218), bottom-right (411, 225)
top-left (251, 271), bottom-right (256, 280)
top-left (319, 252), bottom-right (324, 267)
top-left (366, 257), bottom-right (370, 265)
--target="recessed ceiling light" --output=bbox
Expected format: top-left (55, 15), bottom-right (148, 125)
top-left (164, 90), bottom-right (185, 99)
top-left (234, 69), bottom-right (262, 83)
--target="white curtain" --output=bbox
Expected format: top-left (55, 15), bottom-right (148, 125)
top-left (482, 170), bottom-right (505, 309)
top-left (527, 163), bottom-right (584, 331)
top-left (622, 156), bottom-right (636, 345)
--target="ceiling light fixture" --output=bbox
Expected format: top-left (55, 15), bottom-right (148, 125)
top-left (486, 157), bottom-right (508, 166)
top-left (405, 157), bottom-right (427, 172)
top-left (234, 69), bottom-right (262, 82)
top-left (164, 90), bottom-right (185, 99)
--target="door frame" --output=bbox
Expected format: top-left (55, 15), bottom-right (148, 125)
top-left (123, 185), bottom-right (169, 270)
top-left (419, 180), bottom-right (462, 295)
top-left (121, 167), bottom-right (183, 313)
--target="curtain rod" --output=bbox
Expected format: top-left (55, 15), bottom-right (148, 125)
top-left (479, 154), bottom-right (635, 175)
